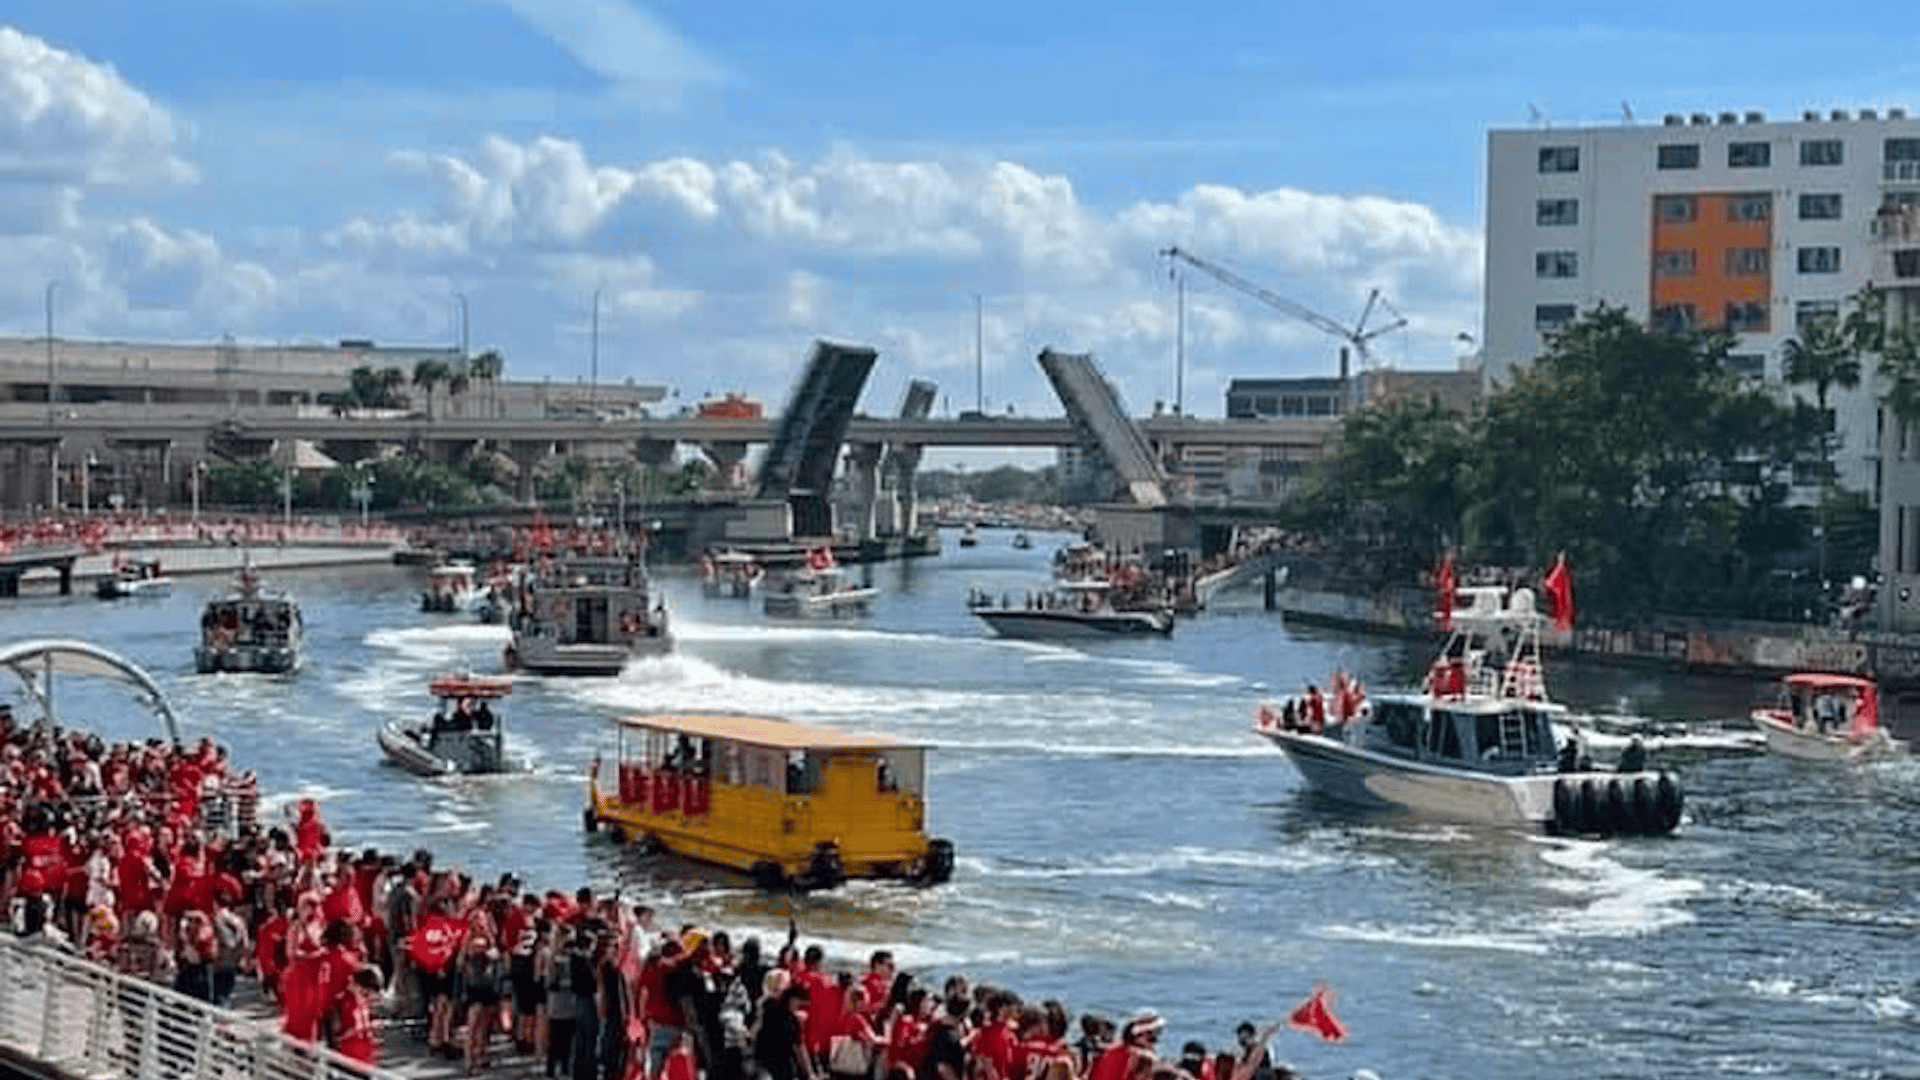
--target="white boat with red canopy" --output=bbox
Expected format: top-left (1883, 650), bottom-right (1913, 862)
top-left (1750, 672), bottom-right (1907, 762)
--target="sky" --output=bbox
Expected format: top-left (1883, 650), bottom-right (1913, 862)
top-left (4, 1), bottom-right (1917, 436)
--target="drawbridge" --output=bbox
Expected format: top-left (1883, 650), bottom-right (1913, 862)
top-left (755, 340), bottom-right (879, 537)
top-left (1037, 347), bottom-right (1167, 507)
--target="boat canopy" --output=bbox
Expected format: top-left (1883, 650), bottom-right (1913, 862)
top-left (613, 712), bottom-right (910, 751)
top-left (0, 638), bottom-right (181, 744)
top-left (429, 674), bottom-right (513, 699)
top-left (1783, 673), bottom-right (1877, 692)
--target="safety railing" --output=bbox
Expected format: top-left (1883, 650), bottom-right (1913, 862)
top-left (0, 936), bottom-right (398, 1080)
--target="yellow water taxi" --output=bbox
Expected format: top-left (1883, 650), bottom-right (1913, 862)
top-left (584, 712), bottom-right (955, 890)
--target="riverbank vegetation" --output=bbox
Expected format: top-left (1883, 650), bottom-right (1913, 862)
top-left (1297, 300), bottom-right (1894, 623)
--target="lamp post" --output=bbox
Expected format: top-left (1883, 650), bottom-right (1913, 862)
top-left (44, 281), bottom-right (58, 423)
top-left (191, 461), bottom-right (204, 523)
top-left (82, 453), bottom-right (94, 516)
top-left (281, 468), bottom-right (292, 528)
top-left (353, 473), bottom-right (374, 528)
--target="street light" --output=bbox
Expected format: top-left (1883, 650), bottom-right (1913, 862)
top-left (281, 468), bottom-right (292, 528)
top-left (191, 461), bottom-right (205, 523)
top-left (44, 281), bottom-right (58, 423)
top-left (82, 452), bottom-right (94, 516)
top-left (353, 473), bottom-right (374, 527)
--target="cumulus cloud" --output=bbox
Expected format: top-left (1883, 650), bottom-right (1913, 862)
top-left (0, 26), bottom-right (193, 187)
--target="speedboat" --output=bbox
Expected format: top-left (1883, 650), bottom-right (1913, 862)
top-left (699, 548), bottom-right (763, 599)
top-left (419, 561), bottom-right (481, 614)
top-left (972, 580), bottom-right (1173, 638)
top-left (95, 555), bottom-right (173, 599)
top-left (378, 674), bottom-right (521, 776)
top-left (194, 563), bottom-right (301, 674)
top-left (1253, 583), bottom-right (1683, 836)
top-left (1750, 672), bottom-right (1908, 762)
top-left (763, 547), bottom-right (877, 618)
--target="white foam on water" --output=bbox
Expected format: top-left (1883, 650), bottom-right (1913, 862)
top-left (1319, 921), bottom-right (1552, 955)
top-left (1532, 837), bottom-right (1701, 937)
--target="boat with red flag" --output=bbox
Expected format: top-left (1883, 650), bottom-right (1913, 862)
top-left (1750, 672), bottom-right (1907, 761)
top-left (762, 545), bottom-right (877, 618)
top-left (1254, 556), bottom-right (1685, 836)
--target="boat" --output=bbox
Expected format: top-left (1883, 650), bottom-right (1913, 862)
top-left (970, 580), bottom-right (1174, 638)
top-left (1749, 672), bottom-right (1908, 762)
top-left (699, 548), bottom-right (764, 599)
top-left (583, 710), bottom-right (956, 890)
top-left (1252, 582), bottom-right (1684, 836)
top-left (94, 554), bottom-right (173, 599)
top-left (419, 561), bottom-right (481, 613)
top-left (194, 563), bottom-right (301, 674)
top-left (1011, 531), bottom-right (1033, 550)
top-left (503, 552), bottom-right (671, 676)
top-left (958, 523), bottom-right (979, 548)
top-left (762, 547), bottom-right (877, 618)
top-left (377, 674), bottom-right (520, 776)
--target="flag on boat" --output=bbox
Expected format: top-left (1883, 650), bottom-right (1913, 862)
top-left (1542, 553), bottom-right (1575, 630)
top-left (1434, 552), bottom-right (1456, 631)
top-left (1287, 985), bottom-right (1348, 1043)
top-left (1851, 684), bottom-right (1880, 739)
top-left (806, 545), bottom-right (836, 572)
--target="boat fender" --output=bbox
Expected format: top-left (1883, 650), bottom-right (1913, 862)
top-left (1578, 778), bottom-right (1603, 836)
top-left (1655, 773), bottom-right (1684, 833)
top-left (919, 838), bottom-right (956, 885)
top-left (1630, 776), bottom-right (1661, 834)
top-left (751, 861), bottom-right (787, 892)
top-left (1552, 777), bottom-right (1580, 834)
top-left (1603, 777), bottom-right (1628, 835)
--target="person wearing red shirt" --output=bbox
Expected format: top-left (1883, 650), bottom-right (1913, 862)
top-left (255, 891), bottom-right (292, 1002)
top-left (651, 1028), bottom-right (698, 1080)
top-left (409, 899), bottom-right (467, 1057)
top-left (292, 799), bottom-right (329, 865)
top-left (886, 988), bottom-right (934, 1080)
top-left (967, 992), bottom-right (1020, 1080)
top-left (332, 966), bottom-right (383, 1067)
top-left (828, 985), bottom-right (884, 1080)
top-left (1088, 1012), bottom-right (1162, 1080)
top-left (1016, 1002), bottom-right (1076, 1080)
top-left (861, 950), bottom-right (896, 1015)
top-left (798, 945), bottom-right (843, 1067)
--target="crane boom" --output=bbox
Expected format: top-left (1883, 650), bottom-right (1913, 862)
top-left (1159, 246), bottom-right (1407, 372)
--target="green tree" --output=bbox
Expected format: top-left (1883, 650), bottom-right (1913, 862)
top-left (412, 359), bottom-right (454, 420)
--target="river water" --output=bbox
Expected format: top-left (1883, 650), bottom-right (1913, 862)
top-left (7, 529), bottom-right (1919, 1079)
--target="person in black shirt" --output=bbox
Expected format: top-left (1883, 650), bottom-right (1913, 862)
top-left (919, 996), bottom-right (971, 1080)
top-left (754, 978), bottom-right (809, 1080)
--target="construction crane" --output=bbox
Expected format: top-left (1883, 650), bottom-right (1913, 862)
top-left (1159, 245), bottom-right (1408, 382)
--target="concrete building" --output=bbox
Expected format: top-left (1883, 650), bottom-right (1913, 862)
top-left (1481, 107), bottom-right (1920, 496)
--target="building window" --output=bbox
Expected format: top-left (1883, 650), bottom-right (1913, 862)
top-left (1895, 249), bottom-right (1920, 279)
top-left (1536, 198), bottom-right (1579, 226)
top-left (1657, 143), bottom-right (1700, 169)
top-left (1798, 246), bottom-right (1842, 273)
top-left (1655, 194), bottom-right (1697, 223)
top-left (1729, 141), bottom-right (1772, 168)
top-left (1801, 139), bottom-right (1843, 166)
top-left (1724, 353), bottom-right (1765, 377)
top-left (1725, 248), bottom-right (1769, 276)
top-left (1887, 137), bottom-right (1920, 162)
top-left (1651, 303), bottom-right (1697, 331)
top-left (1538, 145), bottom-right (1579, 173)
top-left (1796, 300), bottom-right (1840, 329)
top-left (1654, 249), bottom-right (1697, 277)
top-left (1534, 304), bottom-right (1576, 331)
top-left (1728, 194), bottom-right (1771, 222)
top-left (1726, 301), bottom-right (1769, 332)
top-left (1798, 193), bottom-right (1842, 220)
top-left (1535, 251), bottom-right (1578, 278)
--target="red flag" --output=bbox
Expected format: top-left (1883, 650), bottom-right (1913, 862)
top-left (1287, 985), bottom-right (1348, 1043)
top-left (1542, 554), bottom-right (1575, 630)
top-left (1434, 553), bottom-right (1456, 632)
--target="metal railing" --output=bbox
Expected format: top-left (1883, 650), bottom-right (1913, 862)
top-left (0, 936), bottom-right (398, 1080)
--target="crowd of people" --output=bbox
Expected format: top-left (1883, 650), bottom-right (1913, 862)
top-left (0, 711), bottom-right (1372, 1080)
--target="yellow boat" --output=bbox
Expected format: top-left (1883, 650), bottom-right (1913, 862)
top-left (583, 712), bottom-right (956, 890)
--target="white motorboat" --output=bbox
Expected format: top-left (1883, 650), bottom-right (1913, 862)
top-left (378, 674), bottom-right (522, 776)
top-left (1750, 672), bottom-right (1908, 762)
top-left (763, 548), bottom-right (876, 618)
top-left (1253, 582), bottom-right (1684, 836)
top-left (419, 561), bottom-right (481, 613)
top-left (194, 563), bottom-right (301, 674)
top-left (94, 555), bottom-right (173, 599)
top-left (971, 580), bottom-right (1173, 639)
top-left (699, 548), bottom-right (763, 599)
top-left (504, 553), bottom-right (671, 676)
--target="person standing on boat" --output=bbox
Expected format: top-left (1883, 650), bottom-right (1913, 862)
top-left (1616, 737), bottom-right (1648, 773)
top-left (1302, 686), bottom-right (1325, 735)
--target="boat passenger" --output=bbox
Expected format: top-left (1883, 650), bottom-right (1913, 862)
top-left (1617, 737), bottom-right (1647, 773)
top-left (474, 701), bottom-right (496, 732)
top-left (1302, 686), bottom-right (1325, 734)
top-left (1557, 737), bottom-right (1581, 774)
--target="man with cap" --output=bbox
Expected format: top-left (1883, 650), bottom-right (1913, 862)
top-left (1088, 1010), bottom-right (1164, 1080)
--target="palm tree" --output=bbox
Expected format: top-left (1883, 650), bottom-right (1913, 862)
top-left (1783, 288), bottom-right (1873, 589)
top-left (469, 350), bottom-right (504, 418)
top-left (412, 358), bottom-right (453, 420)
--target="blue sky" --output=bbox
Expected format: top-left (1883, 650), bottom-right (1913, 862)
top-left (4, 1), bottom-right (1915, 427)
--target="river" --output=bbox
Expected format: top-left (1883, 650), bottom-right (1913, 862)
top-left (6, 528), bottom-right (1918, 1079)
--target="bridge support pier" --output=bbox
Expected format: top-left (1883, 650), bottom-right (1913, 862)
top-left (845, 444), bottom-right (883, 542)
top-left (700, 441), bottom-right (749, 491)
top-left (505, 441), bottom-right (550, 504)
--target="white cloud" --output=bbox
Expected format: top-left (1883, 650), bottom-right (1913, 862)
top-left (0, 26), bottom-right (193, 187)
top-left (492, 0), bottom-right (724, 101)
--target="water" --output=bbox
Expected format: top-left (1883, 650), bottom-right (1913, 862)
top-left (6, 530), bottom-right (1920, 1079)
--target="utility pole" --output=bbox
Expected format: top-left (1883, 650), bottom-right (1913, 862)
top-left (1175, 272), bottom-right (1186, 416)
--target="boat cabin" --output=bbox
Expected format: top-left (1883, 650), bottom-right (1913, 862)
top-left (1776, 673), bottom-right (1878, 735)
top-left (1361, 696), bottom-right (1564, 775)
top-left (587, 712), bottom-right (953, 889)
top-left (429, 675), bottom-right (511, 734)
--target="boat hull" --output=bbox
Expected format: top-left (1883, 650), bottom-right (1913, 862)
top-left (763, 588), bottom-right (878, 618)
top-left (96, 577), bottom-right (173, 599)
top-left (1256, 727), bottom-right (1681, 835)
top-left (377, 721), bottom-right (514, 776)
top-left (194, 643), bottom-right (298, 675)
top-left (975, 609), bottom-right (1172, 638)
top-left (505, 636), bottom-right (668, 677)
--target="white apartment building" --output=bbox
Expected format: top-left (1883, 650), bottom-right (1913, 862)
top-left (1482, 106), bottom-right (1920, 496)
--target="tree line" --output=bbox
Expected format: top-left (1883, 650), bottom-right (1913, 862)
top-left (1290, 290), bottom-right (1920, 623)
